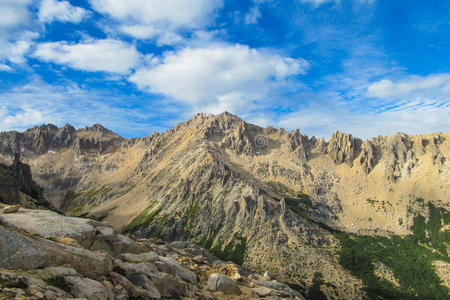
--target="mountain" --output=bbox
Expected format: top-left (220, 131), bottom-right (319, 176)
top-left (0, 112), bottom-right (448, 299)
top-left (0, 161), bottom-right (300, 299)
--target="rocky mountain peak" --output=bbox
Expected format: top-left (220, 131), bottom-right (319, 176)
top-left (327, 130), bottom-right (362, 166)
top-left (83, 123), bottom-right (109, 133)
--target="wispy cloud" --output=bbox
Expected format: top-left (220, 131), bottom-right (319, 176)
top-left (244, 6), bottom-right (261, 25)
top-left (38, 0), bottom-right (90, 24)
top-left (0, 78), bottom-right (173, 136)
top-left (368, 73), bottom-right (450, 100)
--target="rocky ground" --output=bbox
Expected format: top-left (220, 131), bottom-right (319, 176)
top-left (0, 204), bottom-right (303, 300)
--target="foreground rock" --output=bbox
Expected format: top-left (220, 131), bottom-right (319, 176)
top-left (0, 204), bottom-right (304, 299)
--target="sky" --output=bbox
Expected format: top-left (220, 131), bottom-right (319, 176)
top-left (0, 0), bottom-right (449, 139)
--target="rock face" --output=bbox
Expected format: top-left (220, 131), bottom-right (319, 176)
top-left (327, 131), bottom-right (361, 166)
top-left (0, 204), bottom-right (303, 299)
top-left (0, 153), bottom-right (55, 210)
top-left (0, 112), bottom-right (448, 299)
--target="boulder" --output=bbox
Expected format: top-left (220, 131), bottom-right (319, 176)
top-left (37, 266), bottom-right (80, 280)
top-left (118, 251), bottom-right (159, 263)
top-left (3, 205), bottom-right (20, 213)
top-left (158, 256), bottom-right (197, 283)
top-left (110, 271), bottom-right (157, 299)
top-left (113, 259), bottom-right (158, 278)
top-left (0, 225), bottom-right (113, 277)
top-left (64, 276), bottom-right (112, 300)
top-left (207, 273), bottom-right (241, 295)
top-left (126, 273), bottom-right (161, 299)
top-left (149, 272), bottom-right (191, 298)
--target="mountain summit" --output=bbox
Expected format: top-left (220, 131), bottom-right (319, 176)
top-left (0, 113), bottom-right (448, 299)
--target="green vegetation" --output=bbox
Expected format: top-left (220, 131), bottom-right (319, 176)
top-left (267, 181), bottom-right (313, 215)
top-left (123, 201), bottom-right (160, 233)
top-left (307, 272), bottom-right (328, 300)
top-left (199, 230), bottom-right (219, 250)
top-left (335, 201), bottom-right (450, 300)
top-left (66, 204), bottom-right (86, 217)
top-left (154, 215), bottom-right (176, 237)
top-left (210, 234), bottom-right (247, 265)
top-left (198, 230), bottom-right (247, 265)
top-left (268, 181), bottom-right (296, 196)
top-left (45, 277), bottom-right (71, 292)
top-left (286, 193), bottom-right (313, 210)
top-left (366, 198), bottom-right (392, 212)
top-left (410, 215), bottom-right (426, 243)
top-left (83, 185), bottom-right (113, 200)
top-left (185, 197), bottom-right (200, 229)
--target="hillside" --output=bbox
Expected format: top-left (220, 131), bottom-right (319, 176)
top-left (1, 112), bottom-right (448, 299)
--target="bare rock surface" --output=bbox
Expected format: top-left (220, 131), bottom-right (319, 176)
top-left (0, 204), bottom-right (304, 299)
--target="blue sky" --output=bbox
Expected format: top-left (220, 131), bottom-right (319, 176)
top-left (0, 0), bottom-right (449, 139)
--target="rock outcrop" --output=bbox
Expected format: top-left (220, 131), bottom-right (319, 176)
top-left (0, 204), bottom-right (304, 299)
top-left (0, 153), bottom-right (55, 210)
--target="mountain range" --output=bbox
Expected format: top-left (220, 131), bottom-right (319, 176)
top-left (0, 112), bottom-right (448, 299)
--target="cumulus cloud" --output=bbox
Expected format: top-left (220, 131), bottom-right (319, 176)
top-left (0, 0), bottom-right (38, 65)
top-left (33, 39), bottom-right (141, 74)
top-left (367, 74), bottom-right (450, 100)
top-left (38, 0), bottom-right (90, 23)
top-left (0, 0), bottom-right (32, 30)
top-left (129, 44), bottom-right (309, 113)
top-left (89, 0), bottom-right (223, 44)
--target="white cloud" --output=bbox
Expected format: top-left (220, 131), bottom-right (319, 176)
top-left (0, 105), bottom-right (55, 131)
top-left (0, 0), bottom-right (32, 29)
top-left (129, 44), bottom-right (309, 113)
top-left (367, 74), bottom-right (450, 100)
top-left (278, 99), bottom-right (450, 139)
top-left (299, 0), bottom-right (375, 7)
top-left (0, 64), bottom-right (13, 72)
top-left (33, 39), bottom-right (141, 74)
top-left (0, 78), bottom-right (170, 136)
top-left (0, 0), bottom-right (38, 65)
top-left (38, 0), bottom-right (90, 23)
top-left (245, 6), bottom-right (262, 25)
top-left (89, 0), bottom-right (223, 44)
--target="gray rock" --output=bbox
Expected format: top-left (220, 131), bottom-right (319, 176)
top-left (254, 280), bottom-right (303, 298)
top-left (0, 225), bottom-right (113, 277)
top-left (114, 259), bottom-right (158, 278)
top-left (119, 251), bottom-right (159, 263)
top-left (252, 286), bottom-right (273, 296)
top-left (3, 205), bottom-right (20, 213)
top-left (158, 256), bottom-right (197, 283)
top-left (126, 273), bottom-right (161, 299)
top-left (64, 276), bottom-right (112, 300)
top-left (37, 267), bottom-right (79, 280)
top-left (110, 271), bottom-right (158, 299)
top-left (207, 273), bottom-right (241, 295)
top-left (149, 272), bottom-right (191, 298)
top-left (0, 208), bottom-right (95, 245)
